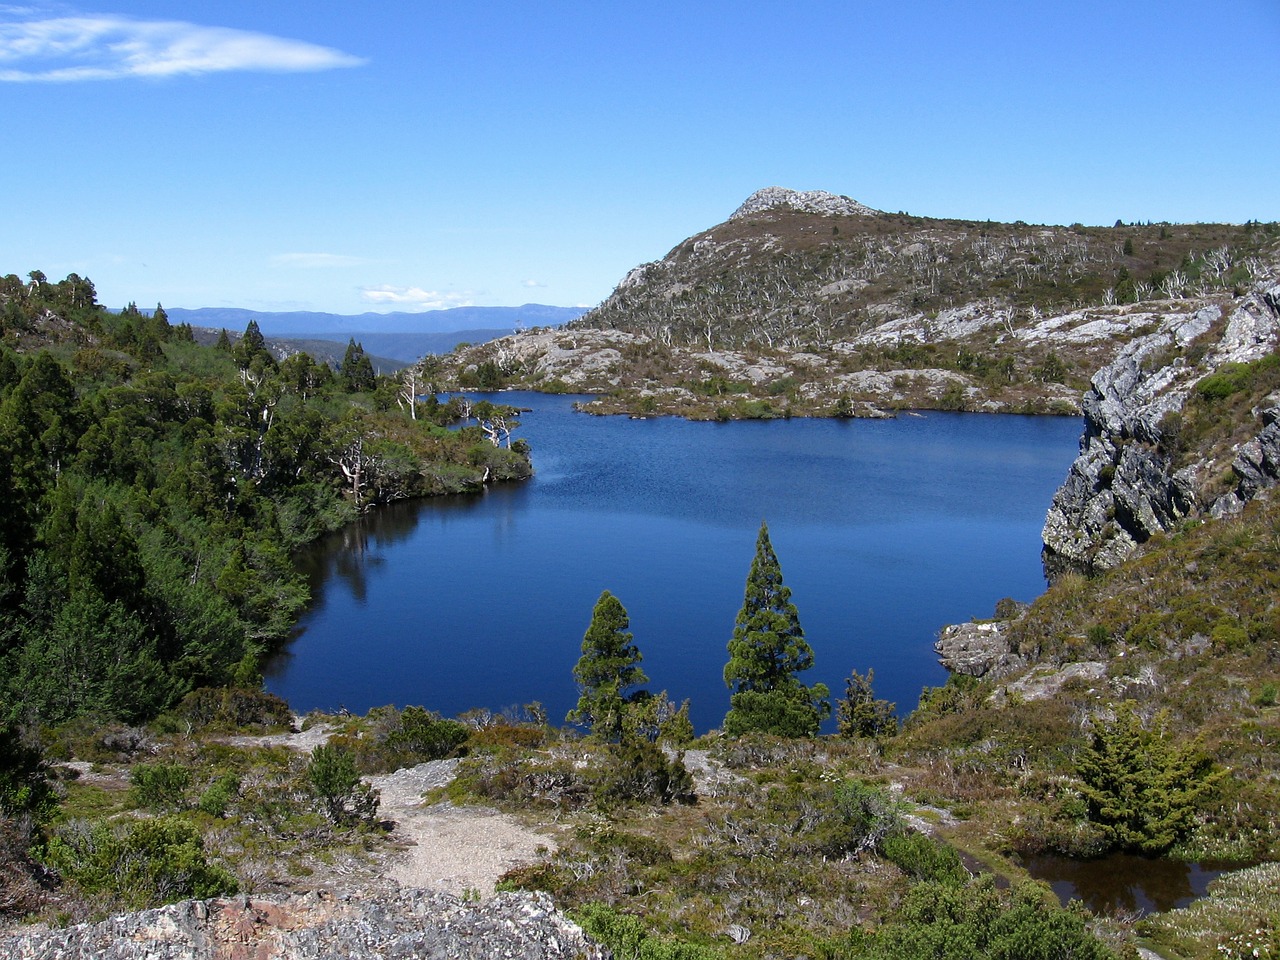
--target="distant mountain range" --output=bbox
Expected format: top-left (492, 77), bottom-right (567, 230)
top-left (164, 304), bottom-right (586, 363)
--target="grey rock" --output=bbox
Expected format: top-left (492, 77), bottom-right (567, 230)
top-left (1001, 661), bottom-right (1108, 703)
top-left (729, 186), bottom-right (880, 220)
top-left (935, 620), bottom-right (1027, 679)
top-left (0, 890), bottom-right (604, 960)
top-left (1042, 275), bottom-right (1280, 576)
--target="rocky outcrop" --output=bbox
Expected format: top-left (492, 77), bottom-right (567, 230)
top-left (934, 621), bottom-right (1027, 679)
top-left (1042, 281), bottom-right (1280, 575)
top-left (1, 890), bottom-right (602, 960)
top-left (729, 186), bottom-right (880, 220)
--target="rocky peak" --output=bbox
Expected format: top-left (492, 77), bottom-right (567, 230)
top-left (729, 186), bottom-right (880, 220)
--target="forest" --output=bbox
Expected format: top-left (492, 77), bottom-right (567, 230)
top-left (0, 270), bottom-right (531, 726)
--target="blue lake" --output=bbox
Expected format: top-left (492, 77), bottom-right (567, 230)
top-left (264, 393), bottom-right (1082, 734)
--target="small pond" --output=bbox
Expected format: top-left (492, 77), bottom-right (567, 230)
top-left (1023, 852), bottom-right (1242, 916)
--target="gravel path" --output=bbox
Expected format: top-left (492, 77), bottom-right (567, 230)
top-left (371, 760), bottom-right (556, 898)
top-left (225, 722), bottom-right (555, 898)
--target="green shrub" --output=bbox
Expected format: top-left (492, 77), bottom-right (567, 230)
top-left (170, 687), bottom-right (293, 731)
top-left (387, 706), bottom-right (469, 761)
top-left (844, 876), bottom-right (1117, 960)
top-left (468, 723), bottom-right (546, 752)
top-left (1077, 701), bottom-right (1224, 853)
top-left (196, 774), bottom-right (240, 818)
top-left (596, 739), bottom-right (694, 806)
top-left (879, 832), bottom-right (967, 885)
top-left (128, 763), bottom-right (191, 811)
top-left (833, 780), bottom-right (904, 854)
top-left (46, 816), bottom-right (237, 909)
top-left (573, 903), bottom-right (723, 960)
top-left (307, 744), bottom-right (379, 826)
top-left (1255, 683), bottom-right (1278, 707)
top-left (0, 724), bottom-right (55, 824)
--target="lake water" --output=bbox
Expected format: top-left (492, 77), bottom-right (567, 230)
top-left (265, 393), bottom-right (1082, 734)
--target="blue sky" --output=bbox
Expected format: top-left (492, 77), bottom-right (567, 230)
top-left (3, 1), bottom-right (1278, 315)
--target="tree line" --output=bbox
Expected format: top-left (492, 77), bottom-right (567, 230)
top-left (0, 271), bottom-right (530, 727)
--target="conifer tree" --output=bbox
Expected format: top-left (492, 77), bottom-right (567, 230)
top-left (567, 590), bottom-right (648, 741)
top-left (723, 521), bottom-right (829, 737)
top-left (340, 338), bottom-right (375, 393)
top-left (1077, 701), bottom-right (1224, 853)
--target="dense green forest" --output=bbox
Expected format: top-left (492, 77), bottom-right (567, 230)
top-left (0, 271), bottom-right (530, 727)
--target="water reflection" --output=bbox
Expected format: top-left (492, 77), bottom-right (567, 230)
top-left (1023, 853), bottom-right (1237, 916)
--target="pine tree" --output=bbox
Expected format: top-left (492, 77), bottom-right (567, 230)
top-left (723, 521), bottom-right (829, 737)
top-left (567, 590), bottom-right (648, 741)
top-left (340, 339), bottom-right (375, 393)
top-left (1077, 701), bottom-right (1224, 853)
top-left (836, 668), bottom-right (897, 738)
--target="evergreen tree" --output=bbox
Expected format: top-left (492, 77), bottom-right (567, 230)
top-left (836, 668), bottom-right (897, 738)
top-left (232, 319), bottom-right (274, 370)
top-left (340, 339), bottom-right (375, 393)
top-left (1077, 701), bottom-right (1224, 853)
top-left (723, 521), bottom-right (829, 737)
top-left (567, 590), bottom-right (648, 741)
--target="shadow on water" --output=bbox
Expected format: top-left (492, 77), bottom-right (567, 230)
top-left (1023, 852), bottom-right (1243, 916)
top-left (292, 491), bottom-right (499, 603)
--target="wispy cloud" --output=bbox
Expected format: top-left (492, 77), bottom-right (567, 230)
top-left (272, 252), bottom-right (368, 269)
top-left (360, 284), bottom-right (474, 311)
top-left (0, 14), bottom-right (365, 82)
top-left (522, 279), bottom-right (547, 288)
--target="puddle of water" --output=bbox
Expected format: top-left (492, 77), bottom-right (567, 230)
top-left (1023, 852), bottom-right (1243, 916)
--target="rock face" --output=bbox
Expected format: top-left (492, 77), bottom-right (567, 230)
top-left (0, 890), bottom-right (603, 960)
top-left (1042, 280), bottom-right (1280, 575)
top-left (934, 620), bottom-right (1026, 679)
top-left (729, 186), bottom-right (880, 220)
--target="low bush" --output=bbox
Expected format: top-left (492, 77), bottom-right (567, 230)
top-left (595, 740), bottom-right (694, 807)
top-left (128, 763), bottom-right (191, 811)
top-left (45, 816), bottom-right (238, 910)
top-left (196, 773), bottom-right (240, 818)
top-left (169, 686), bottom-right (293, 732)
top-left (573, 903), bottom-right (723, 960)
top-left (307, 744), bottom-right (379, 826)
top-left (878, 832), bottom-right (967, 885)
top-left (836, 876), bottom-right (1117, 960)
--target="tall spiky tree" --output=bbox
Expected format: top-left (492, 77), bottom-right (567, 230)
top-left (723, 521), bottom-right (829, 737)
top-left (567, 590), bottom-right (648, 741)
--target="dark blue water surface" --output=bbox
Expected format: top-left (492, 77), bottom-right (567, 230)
top-left (265, 393), bottom-right (1082, 734)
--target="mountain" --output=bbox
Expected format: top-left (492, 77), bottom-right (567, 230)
top-left (164, 304), bottom-right (584, 364)
top-left (432, 187), bottom-right (1278, 420)
top-left (163, 304), bottom-right (585, 338)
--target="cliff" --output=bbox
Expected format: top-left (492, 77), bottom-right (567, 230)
top-left (1042, 276), bottom-right (1280, 575)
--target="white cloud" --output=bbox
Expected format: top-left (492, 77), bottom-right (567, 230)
top-left (272, 252), bottom-right (368, 269)
top-left (360, 284), bottom-right (474, 311)
top-left (0, 15), bottom-right (365, 82)
top-left (521, 279), bottom-right (547, 288)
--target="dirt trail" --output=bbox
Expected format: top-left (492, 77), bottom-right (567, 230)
top-left (230, 719), bottom-right (555, 898)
